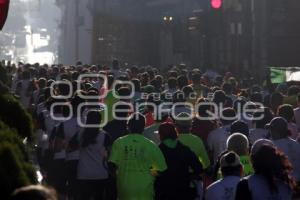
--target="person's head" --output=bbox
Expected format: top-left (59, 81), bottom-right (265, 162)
top-left (220, 151), bottom-right (243, 177)
top-left (22, 70), bottom-right (31, 80)
top-left (117, 87), bottom-right (131, 101)
top-left (196, 98), bottom-right (212, 117)
top-left (227, 133), bottom-right (249, 156)
top-left (57, 81), bottom-right (71, 97)
top-left (230, 120), bottom-right (249, 137)
top-left (277, 104), bottom-right (294, 122)
top-left (158, 122), bottom-right (178, 141)
top-left (250, 92), bottom-right (263, 103)
top-left (175, 112), bottom-right (192, 133)
top-left (266, 117), bottom-right (289, 140)
top-left (182, 85), bottom-right (195, 100)
top-left (252, 107), bottom-right (273, 129)
top-left (112, 59), bottom-right (119, 69)
top-left (71, 92), bottom-right (86, 116)
top-left (251, 144), bottom-right (296, 192)
top-left (37, 78), bottom-right (47, 89)
top-left (114, 104), bottom-right (130, 119)
top-left (177, 75), bottom-right (188, 89)
top-left (130, 65), bottom-right (138, 77)
top-left (81, 110), bottom-right (102, 148)
top-left (173, 91), bottom-right (186, 103)
top-left (213, 90), bottom-right (226, 106)
top-left (167, 77), bottom-right (177, 90)
top-left (233, 97), bottom-right (247, 114)
top-left (131, 79), bottom-right (141, 92)
top-left (287, 85), bottom-right (300, 96)
top-left (270, 92), bottom-right (284, 112)
top-left (11, 185), bottom-right (57, 200)
top-left (107, 75), bottom-right (115, 89)
top-left (192, 73), bottom-right (201, 85)
top-left (222, 82), bottom-right (233, 95)
top-left (220, 108), bottom-right (237, 125)
top-left (141, 72), bottom-right (149, 86)
top-left (127, 112), bottom-right (146, 133)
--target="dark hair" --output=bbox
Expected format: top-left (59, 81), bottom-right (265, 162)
top-left (81, 111), bottom-right (102, 148)
top-left (192, 73), bottom-right (201, 84)
top-left (287, 85), bottom-right (300, 96)
top-left (127, 113), bottom-right (145, 133)
top-left (270, 92), bottom-right (284, 112)
top-left (158, 122), bottom-right (178, 141)
top-left (222, 83), bottom-right (233, 94)
top-left (197, 98), bottom-right (212, 117)
top-left (173, 91), bottom-right (186, 103)
top-left (167, 77), bottom-right (177, 89)
top-left (230, 120), bottom-right (249, 137)
top-left (251, 145), bottom-right (296, 192)
top-left (114, 104), bottom-right (130, 118)
top-left (107, 75), bottom-right (115, 89)
top-left (213, 90), bottom-right (226, 105)
top-left (182, 86), bottom-right (194, 99)
top-left (11, 185), bottom-right (57, 200)
top-left (221, 108), bottom-right (237, 125)
top-left (177, 75), bottom-right (188, 89)
top-left (252, 107), bottom-right (273, 129)
top-left (22, 71), bottom-right (31, 80)
top-left (131, 79), bottom-right (141, 92)
top-left (277, 104), bottom-right (294, 122)
top-left (250, 92), bottom-right (263, 103)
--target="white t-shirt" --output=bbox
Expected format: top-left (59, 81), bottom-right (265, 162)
top-left (273, 138), bottom-right (300, 181)
top-left (288, 122), bottom-right (299, 140)
top-left (207, 125), bottom-right (231, 163)
top-left (206, 176), bottom-right (240, 200)
top-left (246, 174), bottom-right (292, 200)
top-left (77, 130), bottom-right (109, 180)
top-left (294, 107), bottom-right (300, 128)
top-left (64, 118), bottom-right (82, 161)
top-left (249, 128), bottom-right (269, 144)
top-left (43, 112), bottom-right (66, 160)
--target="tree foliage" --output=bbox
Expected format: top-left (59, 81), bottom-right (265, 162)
top-left (0, 94), bottom-right (33, 140)
top-left (0, 121), bottom-right (37, 199)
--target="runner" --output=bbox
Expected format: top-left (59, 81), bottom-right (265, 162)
top-left (109, 113), bottom-right (167, 200)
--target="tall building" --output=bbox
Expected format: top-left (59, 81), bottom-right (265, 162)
top-left (57, 0), bottom-right (94, 65)
top-left (91, 0), bottom-right (209, 67)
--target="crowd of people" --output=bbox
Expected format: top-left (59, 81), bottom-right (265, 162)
top-left (4, 59), bottom-right (300, 200)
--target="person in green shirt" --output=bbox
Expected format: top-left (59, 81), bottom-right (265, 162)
top-left (226, 133), bottom-right (254, 176)
top-left (175, 112), bottom-right (210, 169)
top-left (109, 113), bottom-right (167, 200)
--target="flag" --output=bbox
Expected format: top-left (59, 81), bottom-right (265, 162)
top-left (0, 0), bottom-right (9, 30)
top-left (270, 67), bottom-right (300, 83)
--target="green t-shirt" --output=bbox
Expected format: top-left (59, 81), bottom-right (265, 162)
top-left (104, 90), bottom-right (119, 123)
top-left (178, 133), bottom-right (210, 169)
top-left (109, 134), bottom-right (167, 200)
top-left (240, 155), bottom-right (254, 176)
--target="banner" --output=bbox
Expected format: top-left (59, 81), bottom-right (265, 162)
top-left (270, 67), bottom-right (300, 83)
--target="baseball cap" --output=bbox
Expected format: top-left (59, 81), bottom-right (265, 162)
top-left (251, 139), bottom-right (274, 155)
top-left (175, 112), bottom-right (192, 127)
top-left (230, 120), bottom-right (249, 136)
top-left (220, 151), bottom-right (242, 168)
top-left (265, 117), bottom-right (288, 131)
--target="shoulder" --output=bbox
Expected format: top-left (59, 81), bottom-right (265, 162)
top-left (206, 180), bottom-right (222, 194)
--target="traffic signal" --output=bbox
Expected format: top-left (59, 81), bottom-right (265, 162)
top-left (211, 0), bottom-right (222, 9)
